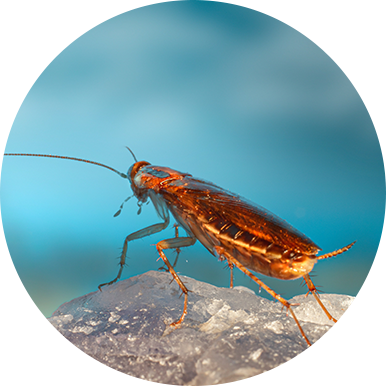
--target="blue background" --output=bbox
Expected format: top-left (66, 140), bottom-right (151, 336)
top-left (1, 1), bottom-right (384, 317)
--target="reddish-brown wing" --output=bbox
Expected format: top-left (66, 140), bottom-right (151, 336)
top-left (159, 176), bottom-right (320, 255)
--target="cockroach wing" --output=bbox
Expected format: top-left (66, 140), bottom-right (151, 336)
top-left (159, 176), bottom-right (320, 255)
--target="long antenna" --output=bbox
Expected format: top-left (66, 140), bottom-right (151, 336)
top-left (125, 146), bottom-right (138, 162)
top-left (4, 153), bottom-right (128, 179)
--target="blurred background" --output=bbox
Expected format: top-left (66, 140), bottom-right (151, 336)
top-left (1, 1), bottom-right (384, 317)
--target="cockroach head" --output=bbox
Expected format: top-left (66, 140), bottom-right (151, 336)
top-left (127, 161), bottom-right (150, 202)
top-left (114, 147), bottom-right (148, 212)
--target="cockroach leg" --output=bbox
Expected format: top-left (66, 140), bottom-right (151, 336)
top-left (156, 236), bottom-right (196, 327)
top-left (228, 262), bottom-right (234, 288)
top-left (214, 246), bottom-right (311, 346)
top-left (214, 247), bottom-right (233, 288)
top-left (172, 224), bottom-right (182, 268)
top-left (98, 219), bottom-right (170, 290)
top-left (304, 273), bottom-right (337, 323)
top-left (158, 224), bottom-right (182, 272)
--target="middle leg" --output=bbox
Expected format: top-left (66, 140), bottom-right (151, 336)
top-left (156, 236), bottom-right (196, 327)
top-left (158, 224), bottom-right (182, 271)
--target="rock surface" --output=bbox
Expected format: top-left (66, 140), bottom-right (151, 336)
top-left (49, 271), bottom-right (354, 385)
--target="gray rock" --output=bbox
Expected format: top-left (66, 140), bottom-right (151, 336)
top-left (48, 270), bottom-right (354, 385)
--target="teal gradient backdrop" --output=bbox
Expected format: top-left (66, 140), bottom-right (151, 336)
top-left (1, 1), bottom-right (384, 317)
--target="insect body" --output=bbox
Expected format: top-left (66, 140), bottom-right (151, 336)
top-left (4, 151), bottom-right (355, 346)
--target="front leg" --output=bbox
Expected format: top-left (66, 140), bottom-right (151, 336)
top-left (98, 217), bottom-right (169, 290)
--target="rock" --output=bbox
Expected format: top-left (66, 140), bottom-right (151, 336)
top-left (48, 271), bottom-right (354, 385)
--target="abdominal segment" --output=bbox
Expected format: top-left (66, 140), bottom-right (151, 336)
top-left (202, 220), bottom-right (317, 280)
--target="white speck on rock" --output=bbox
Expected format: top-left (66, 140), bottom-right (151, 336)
top-left (264, 320), bottom-right (284, 334)
top-left (49, 314), bottom-right (73, 329)
top-left (108, 312), bottom-right (121, 323)
top-left (249, 348), bottom-right (263, 361)
top-left (70, 325), bottom-right (94, 335)
top-left (88, 320), bottom-right (102, 326)
top-left (200, 305), bottom-right (249, 334)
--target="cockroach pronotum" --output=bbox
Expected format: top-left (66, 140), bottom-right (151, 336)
top-left (3, 149), bottom-right (355, 346)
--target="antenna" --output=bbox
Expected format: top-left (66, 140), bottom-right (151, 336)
top-left (4, 153), bottom-right (128, 179)
top-left (125, 146), bottom-right (138, 162)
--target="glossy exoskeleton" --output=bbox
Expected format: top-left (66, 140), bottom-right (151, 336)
top-left (4, 151), bottom-right (355, 346)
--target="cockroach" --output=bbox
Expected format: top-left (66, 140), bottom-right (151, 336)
top-left (3, 150), bottom-right (355, 346)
